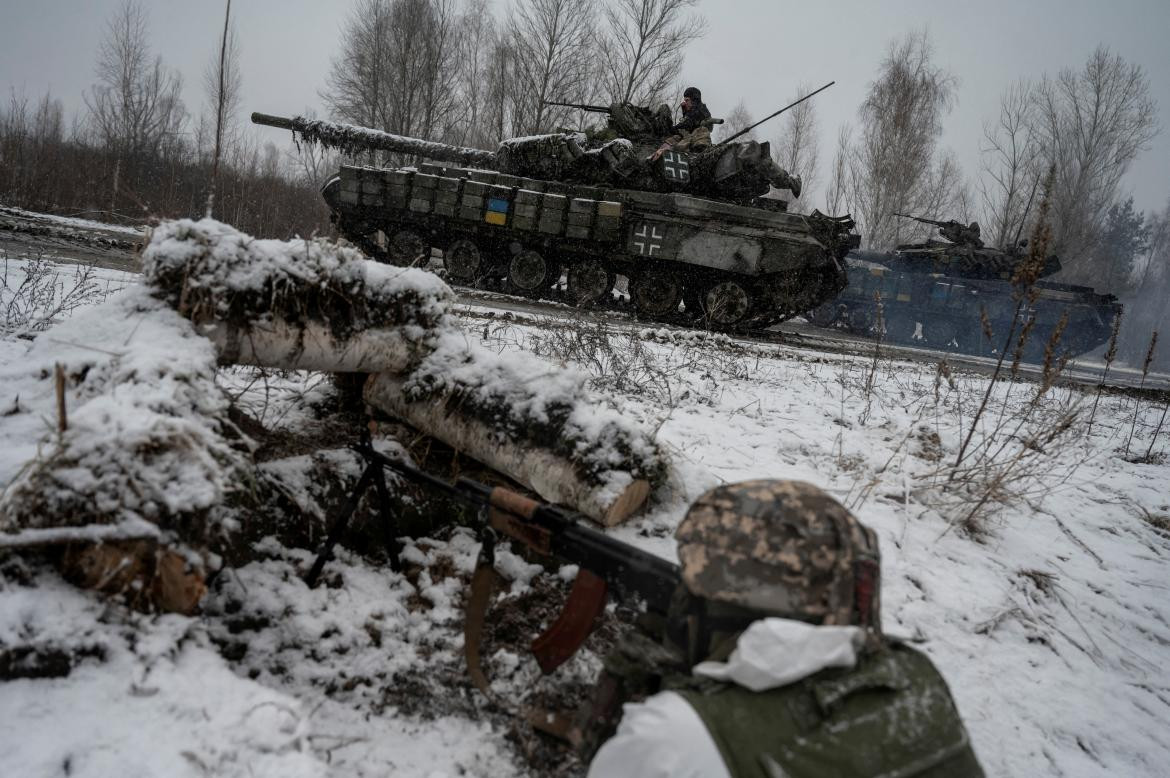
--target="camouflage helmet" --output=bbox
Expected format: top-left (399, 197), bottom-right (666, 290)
top-left (675, 480), bottom-right (881, 630)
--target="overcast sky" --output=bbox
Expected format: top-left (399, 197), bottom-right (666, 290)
top-left (2, 0), bottom-right (1168, 214)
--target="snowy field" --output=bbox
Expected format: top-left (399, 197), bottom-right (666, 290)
top-left (1, 249), bottom-right (1168, 777)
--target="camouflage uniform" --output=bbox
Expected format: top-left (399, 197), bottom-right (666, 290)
top-left (585, 480), bottom-right (984, 778)
top-left (657, 87), bottom-right (714, 154)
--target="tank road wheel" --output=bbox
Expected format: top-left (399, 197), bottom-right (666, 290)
top-left (843, 305), bottom-right (878, 335)
top-left (631, 270), bottom-right (682, 319)
top-left (508, 249), bottom-right (555, 296)
top-left (567, 262), bottom-right (614, 307)
top-left (388, 229), bottom-right (427, 267)
top-left (445, 238), bottom-right (481, 285)
top-left (702, 280), bottom-right (753, 328)
top-left (925, 316), bottom-right (960, 349)
top-left (806, 302), bottom-right (841, 328)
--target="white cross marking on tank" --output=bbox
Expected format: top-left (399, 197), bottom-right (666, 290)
top-left (663, 152), bottom-right (689, 180)
top-left (633, 223), bottom-right (664, 256)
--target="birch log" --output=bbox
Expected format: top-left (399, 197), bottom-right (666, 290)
top-left (365, 372), bottom-right (653, 526)
top-left (202, 318), bottom-right (424, 373)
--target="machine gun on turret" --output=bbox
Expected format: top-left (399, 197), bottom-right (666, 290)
top-left (895, 213), bottom-right (984, 248)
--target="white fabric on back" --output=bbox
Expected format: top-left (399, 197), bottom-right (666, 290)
top-left (692, 618), bottom-right (864, 692)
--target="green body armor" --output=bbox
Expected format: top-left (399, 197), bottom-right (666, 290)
top-left (675, 642), bottom-right (984, 778)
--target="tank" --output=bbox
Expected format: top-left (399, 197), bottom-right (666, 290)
top-left (251, 111), bottom-right (858, 329)
top-left (808, 216), bottom-right (1122, 360)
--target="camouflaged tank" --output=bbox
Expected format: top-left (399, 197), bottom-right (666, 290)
top-left (808, 216), bottom-right (1122, 360)
top-left (251, 110), bottom-right (858, 329)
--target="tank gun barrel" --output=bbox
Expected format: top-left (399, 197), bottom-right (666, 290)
top-left (893, 213), bottom-right (945, 227)
top-left (250, 111), bottom-right (497, 169)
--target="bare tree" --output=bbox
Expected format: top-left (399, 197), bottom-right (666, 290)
top-left (323, 0), bottom-right (391, 133)
top-left (85, 0), bottom-right (186, 163)
top-left (596, 0), bottom-right (703, 105)
top-left (978, 80), bottom-right (1040, 250)
top-left (323, 0), bottom-right (462, 155)
top-left (1117, 196), bottom-right (1170, 365)
top-left (511, 0), bottom-right (596, 134)
top-left (453, 0), bottom-right (497, 147)
top-left (482, 37), bottom-right (525, 142)
top-left (846, 30), bottom-right (957, 248)
top-left (823, 124), bottom-right (852, 216)
top-left (773, 83), bottom-right (821, 212)
top-left (715, 99), bottom-right (754, 142)
top-left (283, 108), bottom-right (341, 187)
top-left (1033, 46), bottom-right (1159, 281)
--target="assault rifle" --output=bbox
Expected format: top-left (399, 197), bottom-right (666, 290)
top-left (305, 431), bottom-right (681, 677)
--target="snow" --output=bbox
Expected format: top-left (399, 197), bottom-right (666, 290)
top-left (0, 205), bottom-right (146, 236)
top-left (2, 222), bottom-right (1169, 776)
top-left (403, 328), bottom-right (668, 486)
top-left (0, 284), bottom-right (247, 557)
top-left (142, 218), bottom-right (453, 337)
top-left (289, 116), bottom-right (496, 168)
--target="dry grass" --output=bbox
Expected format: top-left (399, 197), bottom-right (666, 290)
top-left (1, 252), bottom-right (119, 338)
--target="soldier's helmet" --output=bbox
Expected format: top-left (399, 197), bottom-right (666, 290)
top-left (675, 480), bottom-right (881, 630)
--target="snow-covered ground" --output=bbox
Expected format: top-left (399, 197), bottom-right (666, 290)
top-left (0, 205), bottom-right (146, 237)
top-left (1, 246), bottom-right (1168, 777)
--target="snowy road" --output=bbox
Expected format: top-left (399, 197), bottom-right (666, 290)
top-left (452, 287), bottom-right (1170, 393)
top-left (2, 205), bottom-right (1166, 395)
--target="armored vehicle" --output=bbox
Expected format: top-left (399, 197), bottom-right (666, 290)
top-left (809, 215), bottom-right (1121, 360)
top-left (252, 111), bottom-right (858, 329)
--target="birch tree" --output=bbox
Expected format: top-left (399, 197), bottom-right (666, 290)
top-left (1033, 46), bottom-right (1158, 280)
top-left (773, 83), bottom-right (821, 212)
top-left (85, 1), bottom-right (186, 165)
top-left (847, 30), bottom-right (957, 248)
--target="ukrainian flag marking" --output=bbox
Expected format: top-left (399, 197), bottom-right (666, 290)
top-left (485, 198), bottom-right (509, 226)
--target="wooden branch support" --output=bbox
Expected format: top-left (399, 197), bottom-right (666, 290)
top-left (55, 362), bottom-right (67, 434)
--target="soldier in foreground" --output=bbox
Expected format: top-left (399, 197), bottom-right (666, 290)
top-left (584, 480), bottom-right (984, 777)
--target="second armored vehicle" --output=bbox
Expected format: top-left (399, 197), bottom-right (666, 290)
top-left (810, 215), bottom-right (1121, 360)
top-left (252, 109), bottom-right (858, 330)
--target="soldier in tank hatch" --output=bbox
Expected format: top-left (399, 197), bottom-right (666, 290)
top-left (651, 86), bottom-right (714, 160)
top-left (583, 480), bottom-right (984, 778)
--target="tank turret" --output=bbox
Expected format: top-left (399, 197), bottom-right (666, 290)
top-left (253, 111), bottom-right (800, 208)
top-left (885, 213), bottom-right (1062, 281)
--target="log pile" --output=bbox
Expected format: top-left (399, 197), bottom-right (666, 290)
top-left (144, 218), bottom-right (666, 526)
top-left (1, 218), bottom-right (669, 612)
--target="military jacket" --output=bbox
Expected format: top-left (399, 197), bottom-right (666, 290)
top-left (674, 642), bottom-right (984, 778)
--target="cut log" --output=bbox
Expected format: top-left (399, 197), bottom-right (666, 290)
top-left (203, 318), bottom-right (425, 374)
top-left (365, 371), bottom-right (656, 526)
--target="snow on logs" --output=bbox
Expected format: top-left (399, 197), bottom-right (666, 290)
top-left (143, 219), bottom-right (451, 373)
top-left (144, 219), bottom-right (666, 526)
top-left (0, 288), bottom-right (249, 612)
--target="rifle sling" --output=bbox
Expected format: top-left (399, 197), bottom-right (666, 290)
top-left (464, 554), bottom-right (501, 701)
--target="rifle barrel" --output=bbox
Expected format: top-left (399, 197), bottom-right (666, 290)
top-left (359, 443), bottom-right (680, 611)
